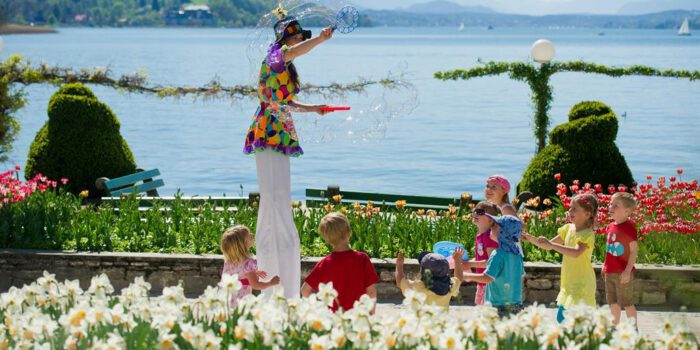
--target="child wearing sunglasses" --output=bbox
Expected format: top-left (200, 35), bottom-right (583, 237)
top-left (463, 214), bottom-right (525, 317)
top-left (463, 201), bottom-right (500, 305)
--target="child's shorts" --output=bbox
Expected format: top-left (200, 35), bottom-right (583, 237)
top-left (605, 273), bottom-right (635, 307)
top-left (475, 284), bottom-right (486, 305)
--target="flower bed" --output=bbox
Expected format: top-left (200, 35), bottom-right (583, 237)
top-left (1, 272), bottom-right (697, 349)
top-left (1, 168), bottom-right (698, 264)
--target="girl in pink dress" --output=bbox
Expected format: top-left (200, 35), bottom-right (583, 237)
top-left (221, 225), bottom-right (280, 306)
top-left (464, 201), bottom-right (500, 305)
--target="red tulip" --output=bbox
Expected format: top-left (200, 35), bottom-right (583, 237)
top-left (677, 169), bottom-right (684, 175)
top-left (608, 186), bottom-right (616, 194)
top-left (594, 184), bottom-right (603, 192)
top-left (554, 173), bottom-right (561, 181)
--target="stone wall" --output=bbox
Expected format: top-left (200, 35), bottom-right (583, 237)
top-left (1, 249), bottom-right (698, 309)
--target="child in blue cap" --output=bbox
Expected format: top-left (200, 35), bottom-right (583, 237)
top-left (395, 248), bottom-right (464, 308)
top-left (463, 214), bottom-right (525, 317)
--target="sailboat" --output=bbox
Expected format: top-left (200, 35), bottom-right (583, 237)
top-left (458, 22), bottom-right (464, 32)
top-left (678, 17), bottom-right (691, 36)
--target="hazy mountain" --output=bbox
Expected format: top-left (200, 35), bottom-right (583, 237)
top-left (365, 9), bottom-right (699, 29)
top-left (618, 0), bottom-right (700, 15)
top-left (403, 0), bottom-right (495, 14)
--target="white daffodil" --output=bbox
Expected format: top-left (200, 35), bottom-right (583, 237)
top-left (401, 289), bottom-right (426, 311)
top-left (158, 330), bottom-right (179, 350)
top-left (87, 273), bottom-right (114, 299)
top-left (63, 335), bottom-right (79, 350)
top-left (309, 333), bottom-right (334, 350)
top-left (317, 282), bottom-right (339, 307)
top-left (330, 326), bottom-right (348, 348)
top-left (36, 271), bottom-right (57, 292)
top-left (438, 327), bottom-right (464, 350)
top-left (347, 323), bottom-right (372, 348)
top-left (161, 283), bottom-right (185, 305)
top-left (1, 287), bottom-right (25, 314)
top-left (609, 319), bottom-right (639, 349)
top-left (233, 319), bottom-right (256, 342)
top-left (227, 344), bottom-right (243, 350)
top-left (60, 279), bottom-right (83, 303)
top-left (219, 273), bottom-right (243, 296)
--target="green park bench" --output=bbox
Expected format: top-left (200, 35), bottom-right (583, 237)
top-left (96, 169), bottom-right (247, 207)
top-left (305, 185), bottom-right (478, 211)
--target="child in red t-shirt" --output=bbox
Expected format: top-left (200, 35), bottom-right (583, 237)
top-left (603, 192), bottom-right (639, 327)
top-left (301, 212), bottom-right (379, 313)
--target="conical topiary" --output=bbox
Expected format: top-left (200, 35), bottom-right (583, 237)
top-left (25, 83), bottom-right (137, 196)
top-left (519, 101), bottom-right (634, 199)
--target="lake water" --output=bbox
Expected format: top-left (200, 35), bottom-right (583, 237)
top-left (1, 27), bottom-right (699, 199)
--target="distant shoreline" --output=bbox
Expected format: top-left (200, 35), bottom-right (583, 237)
top-left (0, 24), bottom-right (57, 35)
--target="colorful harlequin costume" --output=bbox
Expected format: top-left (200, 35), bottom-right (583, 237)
top-left (243, 42), bottom-right (303, 157)
top-left (243, 13), bottom-right (312, 299)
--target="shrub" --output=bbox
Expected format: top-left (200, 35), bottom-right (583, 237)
top-left (25, 83), bottom-right (136, 196)
top-left (519, 101), bottom-right (633, 199)
top-left (568, 100), bottom-right (613, 121)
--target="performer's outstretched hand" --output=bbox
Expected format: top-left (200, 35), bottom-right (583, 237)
top-left (314, 105), bottom-right (329, 116)
top-left (319, 26), bottom-right (334, 41)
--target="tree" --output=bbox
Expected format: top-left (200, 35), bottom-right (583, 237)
top-left (436, 60), bottom-right (700, 153)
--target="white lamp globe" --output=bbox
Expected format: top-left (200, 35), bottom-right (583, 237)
top-left (531, 39), bottom-right (555, 64)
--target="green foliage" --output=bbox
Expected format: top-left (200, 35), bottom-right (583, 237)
top-left (53, 82), bottom-right (97, 99)
top-left (25, 84), bottom-right (137, 195)
top-left (1, 189), bottom-right (698, 265)
top-left (568, 100), bottom-right (613, 121)
top-left (1, 0), bottom-right (277, 27)
top-left (435, 60), bottom-right (700, 152)
top-left (0, 56), bottom-right (27, 162)
top-left (550, 112), bottom-right (618, 147)
top-left (0, 55), bottom-right (404, 168)
top-left (519, 102), bottom-right (634, 199)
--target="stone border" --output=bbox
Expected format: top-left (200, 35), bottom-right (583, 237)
top-left (1, 249), bottom-right (698, 309)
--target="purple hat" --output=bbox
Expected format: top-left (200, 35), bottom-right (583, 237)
top-left (485, 214), bottom-right (522, 255)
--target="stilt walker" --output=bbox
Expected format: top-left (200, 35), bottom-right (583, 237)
top-left (243, 3), bottom-right (333, 298)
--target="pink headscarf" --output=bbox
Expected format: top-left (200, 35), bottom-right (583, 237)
top-left (487, 175), bottom-right (511, 192)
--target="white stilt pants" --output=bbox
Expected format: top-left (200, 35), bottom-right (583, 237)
top-left (255, 150), bottom-right (301, 298)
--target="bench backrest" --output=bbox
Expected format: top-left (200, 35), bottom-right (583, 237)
top-left (104, 169), bottom-right (164, 197)
top-left (306, 187), bottom-right (475, 211)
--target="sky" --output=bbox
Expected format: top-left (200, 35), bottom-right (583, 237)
top-left (350, 0), bottom-right (700, 15)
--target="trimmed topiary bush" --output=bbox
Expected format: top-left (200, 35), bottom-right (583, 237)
top-left (519, 101), bottom-right (633, 199)
top-left (568, 101), bottom-right (613, 121)
top-left (25, 83), bottom-right (136, 196)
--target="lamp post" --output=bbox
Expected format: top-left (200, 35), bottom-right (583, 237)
top-left (529, 39), bottom-right (556, 152)
top-left (531, 39), bottom-right (555, 64)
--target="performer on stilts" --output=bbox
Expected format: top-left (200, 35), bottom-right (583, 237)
top-left (243, 3), bottom-right (333, 298)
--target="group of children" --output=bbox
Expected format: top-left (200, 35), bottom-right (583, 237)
top-left (220, 175), bottom-right (639, 326)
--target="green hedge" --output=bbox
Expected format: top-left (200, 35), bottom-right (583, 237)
top-left (519, 101), bottom-right (633, 199)
top-left (549, 112), bottom-right (618, 147)
top-left (568, 100), bottom-right (613, 121)
top-left (25, 84), bottom-right (136, 196)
